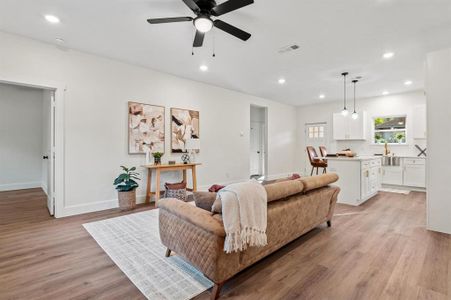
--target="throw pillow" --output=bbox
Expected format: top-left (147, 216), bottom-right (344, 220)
top-left (211, 197), bottom-right (222, 214)
top-left (208, 184), bottom-right (225, 192)
top-left (193, 192), bottom-right (217, 211)
top-left (291, 173), bottom-right (301, 180)
top-left (164, 181), bottom-right (187, 201)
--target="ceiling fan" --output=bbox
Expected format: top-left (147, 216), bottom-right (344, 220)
top-left (147, 0), bottom-right (254, 48)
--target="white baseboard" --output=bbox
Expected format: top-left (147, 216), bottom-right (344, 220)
top-left (41, 182), bottom-right (48, 196)
top-left (0, 181), bottom-right (41, 192)
top-left (58, 171), bottom-right (300, 218)
top-left (60, 199), bottom-right (119, 218)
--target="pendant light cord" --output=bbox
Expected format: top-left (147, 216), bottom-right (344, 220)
top-left (353, 79), bottom-right (358, 113)
top-left (342, 72), bottom-right (349, 110)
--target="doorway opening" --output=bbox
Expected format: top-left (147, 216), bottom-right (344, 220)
top-left (0, 82), bottom-right (56, 216)
top-left (250, 105), bottom-right (268, 180)
top-left (304, 122), bottom-right (328, 176)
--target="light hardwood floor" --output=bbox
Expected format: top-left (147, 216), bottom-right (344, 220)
top-left (1, 188), bottom-right (450, 299)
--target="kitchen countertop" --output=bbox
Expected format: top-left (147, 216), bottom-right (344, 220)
top-left (319, 156), bottom-right (380, 161)
top-left (319, 155), bottom-right (426, 161)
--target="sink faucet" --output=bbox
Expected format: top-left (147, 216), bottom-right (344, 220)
top-left (384, 142), bottom-right (391, 156)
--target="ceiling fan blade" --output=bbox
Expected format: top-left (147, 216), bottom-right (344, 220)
top-left (211, 0), bottom-right (254, 16)
top-left (182, 0), bottom-right (200, 13)
top-left (193, 30), bottom-right (205, 47)
top-left (147, 17), bottom-right (193, 24)
top-left (214, 20), bottom-right (251, 41)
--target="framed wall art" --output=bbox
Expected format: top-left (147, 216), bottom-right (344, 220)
top-left (128, 101), bottom-right (165, 154)
top-left (171, 107), bottom-right (199, 153)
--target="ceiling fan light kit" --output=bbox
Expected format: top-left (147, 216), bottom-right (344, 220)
top-left (147, 0), bottom-right (253, 49)
top-left (194, 16), bottom-right (213, 33)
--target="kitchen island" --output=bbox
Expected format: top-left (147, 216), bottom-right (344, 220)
top-left (324, 156), bottom-right (382, 206)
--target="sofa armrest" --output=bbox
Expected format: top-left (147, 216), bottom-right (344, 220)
top-left (158, 199), bottom-right (240, 283)
top-left (158, 198), bottom-right (225, 237)
top-left (327, 186), bottom-right (340, 221)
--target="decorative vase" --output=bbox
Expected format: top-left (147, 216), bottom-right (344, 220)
top-left (154, 157), bottom-right (161, 165)
top-left (145, 150), bottom-right (151, 165)
top-left (118, 189), bottom-right (136, 211)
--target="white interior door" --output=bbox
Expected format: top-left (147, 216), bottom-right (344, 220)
top-left (304, 123), bottom-right (328, 175)
top-left (250, 121), bottom-right (263, 176)
top-left (46, 90), bottom-right (55, 215)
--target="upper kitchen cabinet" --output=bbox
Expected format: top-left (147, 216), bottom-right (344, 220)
top-left (333, 111), bottom-right (367, 140)
top-left (413, 104), bottom-right (427, 139)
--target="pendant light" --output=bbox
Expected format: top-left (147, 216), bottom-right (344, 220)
top-left (351, 79), bottom-right (359, 120)
top-left (341, 72), bottom-right (349, 116)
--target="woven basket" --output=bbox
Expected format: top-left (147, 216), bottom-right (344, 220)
top-left (118, 190), bottom-right (136, 211)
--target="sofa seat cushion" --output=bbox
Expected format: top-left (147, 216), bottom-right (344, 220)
top-left (301, 173), bottom-right (339, 192)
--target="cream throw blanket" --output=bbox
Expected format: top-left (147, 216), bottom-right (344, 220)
top-left (217, 179), bottom-right (268, 253)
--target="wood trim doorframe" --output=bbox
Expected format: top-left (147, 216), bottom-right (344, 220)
top-left (0, 77), bottom-right (66, 218)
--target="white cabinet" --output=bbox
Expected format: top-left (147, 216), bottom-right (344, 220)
top-left (328, 157), bottom-right (381, 206)
top-left (333, 112), bottom-right (367, 140)
top-left (413, 105), bottom-right (427, 139)
top-left (381, 158), bottom-right (426, 188)
top-left (332, 113), bottom-right (347, 140)
top-left (382, 167), bottom-right (403, 185)
top-left (361, 160), bottom-right (382, 200)
top-left (403, 158), bottom-right (426, 188)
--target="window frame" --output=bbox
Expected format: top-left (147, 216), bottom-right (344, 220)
top-left (372, 114), bottom-right (408, 145)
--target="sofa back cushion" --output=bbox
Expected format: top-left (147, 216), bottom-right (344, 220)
top-left (193, 192), bottom-right (217, 211)
top-left (264, 179), bottom-right (304, 203)
top-left (300, 173), bottom-right (339, 193)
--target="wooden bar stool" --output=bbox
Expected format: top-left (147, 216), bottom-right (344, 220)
top-left (306, 146), bottom-right (327, 175)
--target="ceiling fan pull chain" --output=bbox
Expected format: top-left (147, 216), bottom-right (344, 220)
top-left (212, 27), bottom-right (216, 57)
top-left (192, 31), bottom-right (195, 55)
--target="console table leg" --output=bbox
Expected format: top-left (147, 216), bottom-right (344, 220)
top-left (145, 169), bottom-right (152, 204)
top-left (192, 166), bottom-right (198, 192)
top-left (155, 169), bottom-right (161, 207)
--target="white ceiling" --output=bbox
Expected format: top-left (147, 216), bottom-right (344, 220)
top-left (1, 0), bottom-right (451, 105)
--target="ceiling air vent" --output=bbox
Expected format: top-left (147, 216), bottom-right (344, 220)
top-left (278, 44), bottom-right (300, 54)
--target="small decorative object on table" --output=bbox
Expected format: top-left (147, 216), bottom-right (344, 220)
top-left (164, 181), bottom-right (187, 201)
top-left (181, 153), bottom-right (190, 164)
top-left (152, 152), bottom-right (163, 165)
top-left (168, 160), bottom-right (176, 165)
top-left (185, 138), bottom-right (200, 163)
top-left (114, 166), bottom-right (140, 211)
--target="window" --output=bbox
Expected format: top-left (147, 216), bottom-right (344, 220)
top-left (308, 125), bottom-right (325, 139)
top-left (373, 116), bottom-right (406, 144)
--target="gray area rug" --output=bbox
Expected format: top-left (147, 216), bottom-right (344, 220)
top-left (83, 209), bottom-right (213, 300)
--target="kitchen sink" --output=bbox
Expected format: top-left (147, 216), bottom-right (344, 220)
top-left (381, 156), bottom-right (401, 166)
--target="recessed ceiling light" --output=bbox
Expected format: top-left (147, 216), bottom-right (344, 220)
top-left (55, 38), bottom-right (65, 44)
top-left (319, 94), bottom-right (325, 99)
top-left (278, 78), bottom-right (286, 85)
top-left (44, 15), bottom-right (60, 24)
top-left (383, 52), bottom-right (395, 59)
top-left (199, 65), bottom-right (208, 72)
top-left (382, 91), bottom-right (389, 96)
top-left (404, 80), bottom-right (413, 86)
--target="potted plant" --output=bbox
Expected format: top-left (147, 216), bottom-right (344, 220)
top-left (152, 152), bottom-right (163, 165)
top-left (114, 166), bottom-right (140, 211)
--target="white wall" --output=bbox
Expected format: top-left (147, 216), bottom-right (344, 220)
top-left (0, 31), bottom-right (297, 217)
top-left (296, 91), bottom-right (427, 174)
top-left (425, 48), bottom-right (451, 234)
top-left (0, 83), bottom-right (44, 191)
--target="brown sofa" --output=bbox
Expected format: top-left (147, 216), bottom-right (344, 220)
top-left (158, 173), bottom-right (340, 299)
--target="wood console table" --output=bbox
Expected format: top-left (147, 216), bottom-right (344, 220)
top-left (142, 163), bottom-right (201, 206)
